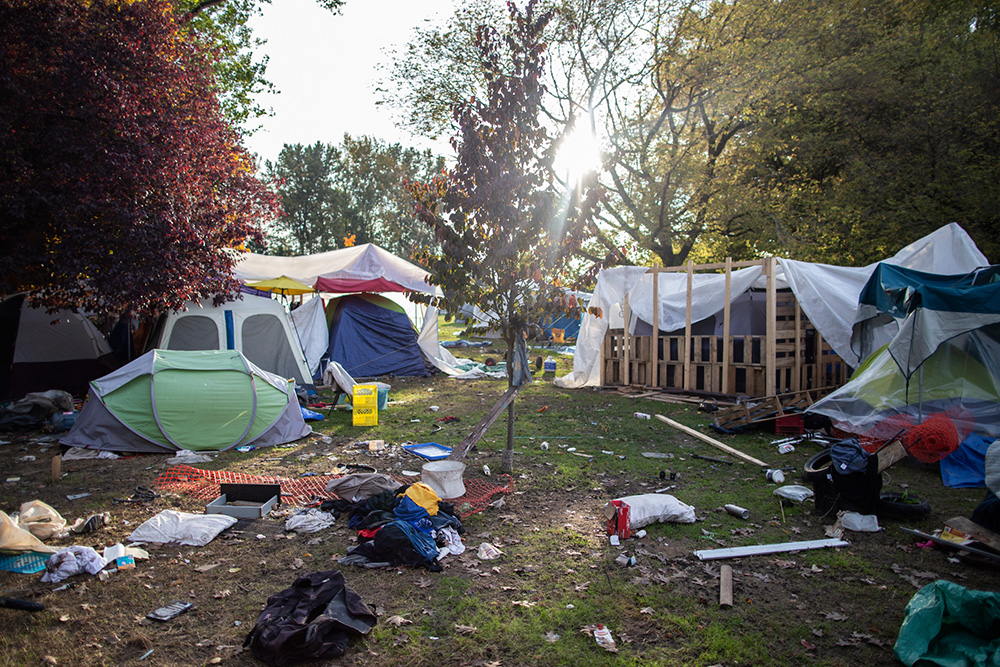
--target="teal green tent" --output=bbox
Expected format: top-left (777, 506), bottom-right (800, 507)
top-left (61, 349), bottom-right (311, 453)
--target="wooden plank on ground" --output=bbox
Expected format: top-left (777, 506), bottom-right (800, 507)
top-left (944, 517), bottom-right (1000, 553)
top-left (449, 384), bottom-right (524, 461)
top-left (654, 414), bottom-right (768, 467)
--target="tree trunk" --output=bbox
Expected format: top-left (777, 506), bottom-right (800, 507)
top-left (501, 400), bottom-right (515, 473)
top-left (501, 337), bottom-right (516, 474)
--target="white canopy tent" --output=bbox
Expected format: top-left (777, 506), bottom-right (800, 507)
top-left (234, 244), bottom-right (465, 376)
top-left (556, 224), bottom-right (989, 389)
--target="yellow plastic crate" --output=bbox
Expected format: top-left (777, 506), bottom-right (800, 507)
top-left (353, 406), bottom-right (378, 426)
top-left (352, 384), bottom-right (378, 409)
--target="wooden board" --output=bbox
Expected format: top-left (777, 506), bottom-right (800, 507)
top-left (944, 516), bottom-right (1000, 553)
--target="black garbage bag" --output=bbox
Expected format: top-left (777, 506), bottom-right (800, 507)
top-left (243, 570), bottom-right (376, 667)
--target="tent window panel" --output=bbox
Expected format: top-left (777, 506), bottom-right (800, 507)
top-left (167, 316), bottom-right (220, 351)
top-left (242, 314), bottom-right (303, 384)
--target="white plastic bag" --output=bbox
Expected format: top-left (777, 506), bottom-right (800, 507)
top-left (772, 485), bottom-right (815, 502)
top-left (612, 494), bottom-right (697, 529)
top-left (840, 512), bottom-right (881, 532)
top-left (127, 510), bottom-right (237, 546)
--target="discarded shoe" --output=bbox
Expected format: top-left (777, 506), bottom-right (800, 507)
top-left (71, 512), bottom-right (110, 534)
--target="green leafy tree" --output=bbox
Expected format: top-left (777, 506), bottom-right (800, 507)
top-left (723, 0), bottom-right (1000, 263)
top-left (409, 1), bottom-right (600, 473)
top-left (264, 142), bottom-right (350, 254)
top-left (334, 135), bottom-right (445, 259)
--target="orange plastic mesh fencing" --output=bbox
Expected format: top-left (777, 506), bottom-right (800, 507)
top-left (903, 413), bottom-right (961, 464)
top-left (859, 411), bottom-right (968, 463)
top-left (153, 465), bottom-right (514, 519)
top-left (860, 414), bottom-right (916, 453)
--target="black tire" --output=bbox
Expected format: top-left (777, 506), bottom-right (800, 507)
top-left (804, 448), bottom-right (833, 483)
top-left (876, 492), bottom-right (931, 521)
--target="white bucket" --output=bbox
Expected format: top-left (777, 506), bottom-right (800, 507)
top-left (421, 460), bottom-right (467, 500)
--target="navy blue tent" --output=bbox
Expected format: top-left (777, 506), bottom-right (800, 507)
top-left (325, 294), bottom-right (431, 377)
top-left (539, 312), bottom-right (581, 340)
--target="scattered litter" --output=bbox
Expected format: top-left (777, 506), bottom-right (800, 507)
top-left (62, 448), bottom-right (118, 461)
top-left (477, 543), bottom-right (504, 560)
top-left (401, 470), bottom-right (420, 477)
top-left (636, 530), bottom-right (647, 538)
top-left (544, 631), bottom-right (560, 643)
top-left (641, 452), bottom-right (673, 460)
top-left (285, 509), bottom-right (336, 534)
top-left (128, 510), bottom-right (237, 547)
top-left (764, 469), bottom-right (785, 484)
top-left (16, 455), bottom-right (35, 463)
top-left (482, 465), bottom-right (491, 476)
top-left (540, 441), bottom-right (549, 450)
top-left (777, 444), bottom-right (795, 454)
top-left (429, 406), bottom-right (439, 412)
top-left (609, 535), bottom-right (620, 546)
top-left (588, 624), bottom-right (617, 652)
top-left (724, 504), bottom-right (749, 520)
top-left (605, 494), bottom-right (696, 539)
top-left (235, 446), bottom-right (255, 453)
top-left (146, 601), bottom-right (193, 622)
top-left (773, 485), bottom-right (814, 502)
top-left (138, 649), bottom-right (154, 661)
top-left (166, 449), bottom-right (212, 464)
top-left (839, 512), bottom-right (882, 532)
top-left (40, 546), bottom-right (107, 583)
top-left (65, 493), bottom-right (90, 501)
top-left (694, 538), bottom-right (850, 561)
top-left (403, 442), bottom-right (453, 460)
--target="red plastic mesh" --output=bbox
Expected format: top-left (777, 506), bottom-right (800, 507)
top-left (860, 414), bottom-right (917, 452)
top-left (153, 465), bottom-right (514, 519)
top-left (903, 413), bottom-right (961, 464)
top-left (859, 411), bottom-right (967, 463)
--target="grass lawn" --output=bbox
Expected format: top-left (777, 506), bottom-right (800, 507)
top-left (0, 321), bottom-right (995, 666)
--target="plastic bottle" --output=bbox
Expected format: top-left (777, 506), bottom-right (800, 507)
top-left (593, 624), bottom-right (616, 651)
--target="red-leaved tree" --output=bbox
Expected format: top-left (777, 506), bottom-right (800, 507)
top-left (409, 0), bottom-right (600, 473)
top-left (0, 0), bottom-right (278, 317)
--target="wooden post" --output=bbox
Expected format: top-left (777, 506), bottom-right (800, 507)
top-left (51, 454), bottom-right (61, 484)
top-left (765, 257), bottom-right (777, 396)
top-left (719, 564), bottom-right (734, 608)
top-left (794, 294), bottom-right (802, 392)
top-left (684, 260), bottom-right (694, 391)
top-left (651, 266), bottom-right (659, 388)
top-left (623, 292), bottom-right (631, 387)
top-left (722, 257), bottom-right (732, 394)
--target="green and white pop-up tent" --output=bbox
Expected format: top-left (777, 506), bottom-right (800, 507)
top-left (61, 349), bottom-right (311, 453)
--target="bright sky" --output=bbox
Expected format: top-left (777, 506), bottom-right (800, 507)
top-left (243, 0), bottom-right (456, 165)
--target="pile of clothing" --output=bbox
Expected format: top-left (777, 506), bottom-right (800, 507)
top-left (322, 477), bottom-right (465, 573)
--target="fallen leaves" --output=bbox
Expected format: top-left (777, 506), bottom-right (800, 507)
top-left (454, 624), bottom-right (478, 634)
top-left (385, 615), bottom-right (412, 627)
top-left (213, 590), bottom-right (231, 599)
top-left (512, 600), bottom-right (537, 608)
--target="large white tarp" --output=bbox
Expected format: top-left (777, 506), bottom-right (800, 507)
top-left (556, 223), bottom-right (989, 389)
top-left (234, 243), bottom-right (442, 296)
top-left (288, 296), bottom-right (328, 377)
top-left (418, 305), bottom-right (465, 376)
